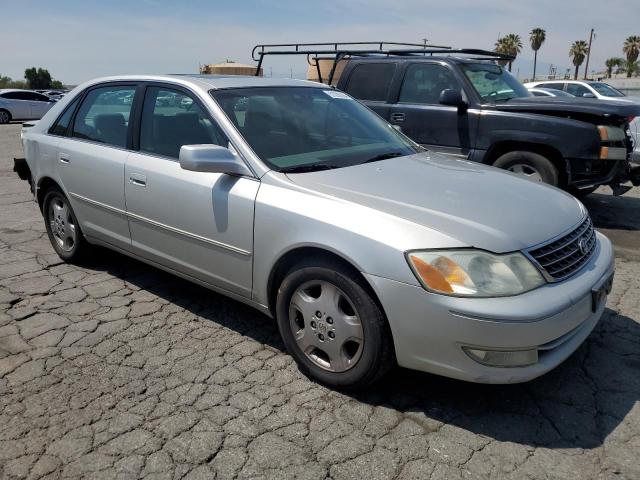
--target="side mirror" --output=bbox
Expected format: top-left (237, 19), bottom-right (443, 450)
top-left (582, 92), bottom-right (596, 98)
top-left (179, 144), bottom-right (253, 177)
top-left (439, 89), bottom-right (467, 110)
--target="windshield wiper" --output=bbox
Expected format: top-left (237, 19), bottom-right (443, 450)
top-left (279, 163), bottom-right (342, 173)
top-left (362, 152), bottom-right (405, 163)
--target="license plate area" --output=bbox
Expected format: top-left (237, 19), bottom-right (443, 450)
top-left (591, 272), bottom-right (614, 312)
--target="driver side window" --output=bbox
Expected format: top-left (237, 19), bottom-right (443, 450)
top-left (399, 64), bottom-right (460, 105)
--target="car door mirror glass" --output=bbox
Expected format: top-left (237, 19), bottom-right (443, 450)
top-left (179, 144), bottom-right (252, 176)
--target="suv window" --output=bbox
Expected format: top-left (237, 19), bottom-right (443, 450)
top-left (399, 64), bottom-right (459, 104)
top-left (72, 86), bottom-right (136, 148)
top-left (566, 83), bottom-right (591, 97)
top-left (139, 86), bottom-right (228, 159)
top-left (345, 63), bottom-right (396, 102)
top-left (49, 96), bottom-right (81, 136)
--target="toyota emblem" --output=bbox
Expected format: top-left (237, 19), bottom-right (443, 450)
top-left (578, 237), bottom-right (589, 255)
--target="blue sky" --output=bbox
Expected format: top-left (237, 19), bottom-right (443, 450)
top-left (3, 0), bottom-right (639, 84)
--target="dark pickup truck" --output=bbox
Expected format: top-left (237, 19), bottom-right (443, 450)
top-left (253, 43), bottom-right (640, 195)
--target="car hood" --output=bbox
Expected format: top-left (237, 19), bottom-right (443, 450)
top-left (493, 96), bottom-right (640, 118)
top-left (286, 153), bottom-right (586, 253)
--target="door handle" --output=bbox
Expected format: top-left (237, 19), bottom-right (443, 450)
top-left (129, 173), bottom-right (147, 187)
top-left (58, 153), bottom-right (70, 164)
top-left (390, 112), bottom-right (405, 123)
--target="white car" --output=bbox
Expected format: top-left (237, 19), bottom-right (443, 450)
top-left (527, 87), bottom-right (575, 98)
top-left (0, 89), bottom-right (57, 124)
top-left (525, 80), bottom-right (640, 162)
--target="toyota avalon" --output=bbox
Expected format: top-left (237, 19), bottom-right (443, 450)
top-left (18, 75), bottom-right (614, 389)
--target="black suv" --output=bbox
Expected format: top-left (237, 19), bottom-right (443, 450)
top-left (253, 43), bottom-right (640, 195)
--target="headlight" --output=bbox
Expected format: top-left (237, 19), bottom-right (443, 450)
top-left (406, 249), bottom-right (545, 297)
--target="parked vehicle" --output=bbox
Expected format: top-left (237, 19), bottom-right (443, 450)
top-left (528, 87), bottom-right (575, 98)
top-left (16, 74), bottom-right (615, 389)
top-left (525, 80), bottom-right (640, 163)
top-left (251, 43), bottom-right (640, 194)
top-left (0, 89), bottom-right (57, 123)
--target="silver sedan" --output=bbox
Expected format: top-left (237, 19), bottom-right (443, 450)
top-left (20, 75), bottom-right (614, 389)
top-left (0, 89), bottom-right (57, 123)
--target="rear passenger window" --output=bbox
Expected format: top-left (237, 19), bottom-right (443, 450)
top-left (139, 87), bottom-right (228, 159)
top-left (399, 64), bottom-right (459, 104)
top-left (345, 63), bottom-right (396, 102)
top-left (49, 96), bottom-right (80, 136)
top-left (538, 83), bottom-right (564, 91)
top-left (72, 86), bottom-right (136, 148)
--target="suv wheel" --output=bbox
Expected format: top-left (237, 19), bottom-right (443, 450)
top-left (43, 188), bottom-right (88, 262)
top-left (276, 259), bottom-right (394, 390)
top-left (0, 109), bottom-right (11, 124)
top-left (493, 151), bottom-right (559, 187)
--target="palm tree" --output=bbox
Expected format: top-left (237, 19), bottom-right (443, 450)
top-left (605, 57), bottom-right (624, 78)
top-left (623, 35), bottom-right (640, 77)
top-left (495, 34), bottom-right (523, 72)
top-left (569, 40), bottom-right (589, 80)
top-left (529, 28), bottom-right (546, 80)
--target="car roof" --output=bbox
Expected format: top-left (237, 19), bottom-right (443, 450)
top-left (77, 74), bottom-right (326, 91)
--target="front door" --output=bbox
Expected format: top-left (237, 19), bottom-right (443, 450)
top-left (57, 83), bottom-right (138, 250)
top-left (124, 85), bottom-right (258, 298)
top-left (389, 63), bottom-right (474, 158)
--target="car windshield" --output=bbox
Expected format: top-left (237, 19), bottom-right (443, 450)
top-left (590, 82), bottom-right (625, 97)
top-left (211, 87), bottom-right (420, 172)
top-left (461, 63), bottom-right (531, 102)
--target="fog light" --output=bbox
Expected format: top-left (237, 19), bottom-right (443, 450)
top-left (463, 347), bottom-right (538, 367)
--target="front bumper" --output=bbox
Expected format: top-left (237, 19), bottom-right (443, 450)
top-left (366, 232), bottom-right (615, 384)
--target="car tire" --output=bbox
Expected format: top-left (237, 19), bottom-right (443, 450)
top-left (493, 151), bottom-right (559, 187)
top-left (42, 187), bottom-right (89, 263)
top-left (0, 109), bottom-right (11, 124)
top-left (275, 258), bottom-right (394, 390)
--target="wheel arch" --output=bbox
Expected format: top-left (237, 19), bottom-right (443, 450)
top-left (36, 176), bottom-right (64, 212)
top-left (266, 245), bottom-right (387, 322)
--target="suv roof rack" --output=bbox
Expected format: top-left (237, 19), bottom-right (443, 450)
top-left (251, 42), bottom-right (514, 84)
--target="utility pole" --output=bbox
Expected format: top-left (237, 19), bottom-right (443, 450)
top-left (422, 37), bottom-right (428, 56)
top-left (584, 28), bottom-right (594, 80)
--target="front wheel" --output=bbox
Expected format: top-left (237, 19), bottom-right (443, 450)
top-left (276, 259), bottom-right (394, 390)
top-left (0, 109), bottom-right (11, 124)
top-left (493, 151), bottom-right (560, 187)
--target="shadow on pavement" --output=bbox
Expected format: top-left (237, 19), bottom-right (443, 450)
top-left (583, 191), bottom-right (640, 231)
top-left (79, 247), bottom-right (639, 451)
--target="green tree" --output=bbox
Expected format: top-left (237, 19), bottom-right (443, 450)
top-left (569, 40), bottom-right (589, 80)
top-left (50, 80), bottom-right (64, 89)
top-left (529, 28), bottom-right (546, 80)
top-left (24, 67), bottom-right (53, 89)
top-left (623, 35), bottom-right (640, 77)
top-left (605, 57), bottom-right (624, 78)
top-left (495, 34), bottom-right (522, 71)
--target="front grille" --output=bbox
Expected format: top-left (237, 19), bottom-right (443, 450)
top-left (527, 216), bottom-right (597, 281)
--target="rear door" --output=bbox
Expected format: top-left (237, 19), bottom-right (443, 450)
top-left (26, 92), bottom-right (55, 118)
top-left (388, 62), bottom-right (474, 157)
top-left (343, 62), bottom-right (397, 121)
top-left (124, 84), bottom-right (258, 298)
top-left (56, 83), bottom-right (138, 251)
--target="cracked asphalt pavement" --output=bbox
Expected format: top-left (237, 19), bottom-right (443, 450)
top-left (1, 122), bottom-right (639, 479)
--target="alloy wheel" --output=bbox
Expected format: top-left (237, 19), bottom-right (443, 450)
top-left (48, 197), bottom-right (77, 252)
top-left (288, 280), bottom-right (364, 372)
top-left (507, 163), bottom-right (544, 182)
